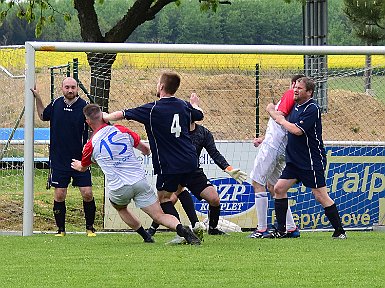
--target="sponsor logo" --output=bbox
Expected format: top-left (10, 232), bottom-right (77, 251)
top-left (192, 177), bottom-right (254, 216)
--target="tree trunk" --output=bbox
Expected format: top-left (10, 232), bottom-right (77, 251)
top-left (86, 52), bottom-right (117, 112)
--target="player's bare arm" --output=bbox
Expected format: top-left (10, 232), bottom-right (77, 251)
top-left (30, 86), bottom-right (45, 121)
top-left (102, 111), bottom-right (124, 122)
top-left (71, 159), bottom-right (89, 172)
top-left (136, 141), bottom-right (151, 156)
top-left (266, 103), bottom-right (285, 121)
top-left (275, 116), bottom-right (303, 136)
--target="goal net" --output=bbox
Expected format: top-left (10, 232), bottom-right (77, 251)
top-left (1, 43), bottom-right (384, 235)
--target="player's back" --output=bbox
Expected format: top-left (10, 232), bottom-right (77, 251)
top-left (91, 125), bottom-right (146, 189)
top-left (148, 97), bottom-right (200, 174)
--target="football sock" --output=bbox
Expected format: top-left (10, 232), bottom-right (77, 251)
top-left (83, 197), bottom-right (96, 229)
top-left (286, 205), bottom-right (297, 231)
top-left (149, 221), bottom-right (160, 231)
top-left (136, 226), bottom-right (151, 240)
top-left (53, 200), bottom-right (66, 232)
top-left (324, 203), bottom-right (345, 232)
top-left (274, 198), bottom-right (288, 232)
top-left (160, 201), bottom-right (180, 220)
top-left (255, 192), bottom-right (268, 231)
top-left (208, 205), bottom-right (220, 229)
top-left (177, 189), bottom-right (199, 227)
top-left (176, 224), bottom-right (185, 237)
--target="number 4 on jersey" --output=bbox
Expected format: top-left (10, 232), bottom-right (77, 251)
top-left (171, 114), bottom-right (181, 138)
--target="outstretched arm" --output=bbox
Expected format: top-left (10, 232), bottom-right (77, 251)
top-left (203, 127), bottom-right (247, 184)
top-left (102, 111), bottom-right (124, 122)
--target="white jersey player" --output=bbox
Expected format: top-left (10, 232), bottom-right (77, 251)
top-left (248, 75), bottom-right (304, 238)
top-left (71, 103), bottom-right (201, 245)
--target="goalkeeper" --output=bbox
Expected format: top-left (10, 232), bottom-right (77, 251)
top-left (147, 120), bottom-right (247, 239)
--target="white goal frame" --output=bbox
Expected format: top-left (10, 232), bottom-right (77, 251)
top-left (23, 42), bottom-right (385, 236)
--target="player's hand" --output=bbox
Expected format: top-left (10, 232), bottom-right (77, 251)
top-left (266, 103), bottom-right (275, 113)
top-left (225, 166), bottom-right (247, 184)
top-left (30, 86), bottom-right (41, 99)
top-left (71, 159), bottom-right (82, 171)
top-left (275, 114), bottom-right (285, 125)
top-left (190, 93), bottom-right (202, 111)
top-left (253, 137), bottom-right (264, 147)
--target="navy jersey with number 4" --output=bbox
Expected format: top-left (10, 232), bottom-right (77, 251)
top-left (43, 96), bottom-right (89, 171)
top-left (123, 97), bottom-right (203, 175)
top-left (286, 98), bottom-right (326, 170)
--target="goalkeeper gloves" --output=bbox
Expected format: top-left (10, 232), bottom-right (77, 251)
top-left (224, 166), bottom-right (247, 184)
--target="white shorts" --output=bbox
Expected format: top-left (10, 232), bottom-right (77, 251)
top-left (249, 143), bottom-right (286, 186)
top-left (109, 178), bottom-right (158, 208)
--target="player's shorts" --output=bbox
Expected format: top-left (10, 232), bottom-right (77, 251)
top-left (109, 178), bottom-right (158, 208)
top-left (280, 163), bottom-right (326, 188)
top-left (156, 168), bottom-right (212, 200)
top-left (250, 143), bottom-right (286, 186)
top-left (49, 168), bottom-right (92, 188)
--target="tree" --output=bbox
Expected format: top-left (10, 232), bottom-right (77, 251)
top-left (344, 0), bottom-right (385, 93)
top-left (0, 0), bottom-right (230, 110)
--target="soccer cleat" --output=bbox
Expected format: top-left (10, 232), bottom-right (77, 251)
top-left (144, 236), bottom-right (155, 243)
top-left (332, 229), bottom-right (347, 240)
top-left (146, 226), bottom-right (157, 237)
top-left (165, 235), bottom-right (187, 245)
top-left (55, 230), bottom-right (66, 237)
top-left (247, 229), bottom-right (269, 238)
top-left (86, 227), bottom-right (96, 237)
top-left (208, 227), bottom-right (228, 235)
top-left (262, 228), bottom-right (288, 239)
top-left (182, 226), bottom-right (201, 245)
top-left (287, 227), bottom-right (300, 238)
top-left (192, 222), bottom-right (205, 241)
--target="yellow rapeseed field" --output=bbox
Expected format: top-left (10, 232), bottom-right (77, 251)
top-left (2, 47), bottom-right (385, 70)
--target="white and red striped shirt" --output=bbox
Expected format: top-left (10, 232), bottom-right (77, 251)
top-left (81, 124), bottom-right (146, 190)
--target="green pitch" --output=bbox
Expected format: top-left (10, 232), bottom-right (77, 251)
top-left (0, 231), bottom-right (383, 287)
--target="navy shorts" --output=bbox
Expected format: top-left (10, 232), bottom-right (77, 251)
top-left (49, 168), bottom-right (92, 188)
top-left (156, 168), bottom-right (212, 200)
top-left (280, 163), bottom-right (326, 189)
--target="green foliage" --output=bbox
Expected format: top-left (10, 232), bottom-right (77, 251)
top-left (1, 0), bottom-right (382, 45)
top-left (344, 0), bottom-right (385, 44)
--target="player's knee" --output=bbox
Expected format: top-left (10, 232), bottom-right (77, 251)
top-left (274, 185), bottom-right (285, 197)
top-left (206, 195), bottom-right (220, 206)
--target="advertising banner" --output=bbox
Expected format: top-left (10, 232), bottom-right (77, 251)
top-left (104, 141), bottom-right (385, 230)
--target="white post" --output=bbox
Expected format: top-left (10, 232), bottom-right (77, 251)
top-left (23, 42), bottom-right (36, 236)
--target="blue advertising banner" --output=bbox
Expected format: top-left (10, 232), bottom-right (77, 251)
top-left (191, 144), bottom-right (385, 230)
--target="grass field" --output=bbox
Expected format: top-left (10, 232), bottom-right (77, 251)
top-left (0, 231), bottom-right (383, 288)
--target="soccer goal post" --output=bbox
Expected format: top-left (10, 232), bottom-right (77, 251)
top-left (18, 42), bottom-right (385, 235)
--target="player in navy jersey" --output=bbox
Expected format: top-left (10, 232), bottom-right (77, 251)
top-left (31, 77), bottom-right (96, 237)
top-left (103, 72), bottom-right (245, 240)
top-left (146, 121), bottom-right (247, 241)
top-left (71, 104), bottom-right (200, 245)
top-left (266, 76), bottom-right (346, 239)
